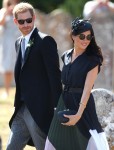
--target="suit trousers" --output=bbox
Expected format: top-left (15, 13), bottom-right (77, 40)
top-left (6, 104), bottom-right (46, 150)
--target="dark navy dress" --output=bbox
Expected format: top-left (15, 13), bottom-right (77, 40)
top-left (45, 49), bottom-right (109, 150)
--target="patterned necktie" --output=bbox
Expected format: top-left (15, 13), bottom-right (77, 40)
top-left (21, 38), bottom-right (25, 59)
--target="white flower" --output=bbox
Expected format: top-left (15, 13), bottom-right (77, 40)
top-left (27, 39), bottom-right (34, 48)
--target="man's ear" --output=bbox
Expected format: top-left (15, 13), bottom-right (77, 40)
top-left (33, 15), bottom-right (36, 21)
top-left (13, 18), bottom-right (18, 25)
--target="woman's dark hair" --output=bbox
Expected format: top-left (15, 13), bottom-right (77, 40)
top-left (70, 17), bottom-right (103, 64)
top-left (86, 27), bottom-right (103, 64)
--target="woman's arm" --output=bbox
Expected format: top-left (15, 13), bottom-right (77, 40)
top-left (77, 65), bottom-right (98, 116)
top-left (0, 8), bottom-right (7, 25)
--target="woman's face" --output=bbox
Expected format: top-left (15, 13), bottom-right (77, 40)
top-left (72, 30), bottom-right (92, 51)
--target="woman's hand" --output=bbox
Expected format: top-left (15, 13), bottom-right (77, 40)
top-left (62, 113), bottom-right (81, 126)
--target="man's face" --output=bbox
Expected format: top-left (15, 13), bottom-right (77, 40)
top-left (14, 10), bottom-right (35, 36)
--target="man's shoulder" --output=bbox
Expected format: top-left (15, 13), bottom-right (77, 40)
top-left (38, 31), bottom-right (56, 44)
top-left (38, 31), bottom-right (48, 39)
top-left (16, 36), bottom-right (22, 44)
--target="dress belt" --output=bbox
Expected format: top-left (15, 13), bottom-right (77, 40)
top-left (63, 85), bottom-right (83, 93)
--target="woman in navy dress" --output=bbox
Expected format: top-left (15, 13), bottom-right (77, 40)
top-left (44, 18), bottom-right (109, 150)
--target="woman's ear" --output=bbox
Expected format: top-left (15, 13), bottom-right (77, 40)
top-left (71, 35), bottom-right (75, 42)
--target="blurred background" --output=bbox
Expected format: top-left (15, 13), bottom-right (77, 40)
top-left (0, 0), bottom-right (96, 17)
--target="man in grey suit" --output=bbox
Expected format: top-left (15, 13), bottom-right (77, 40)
top-left (6, 2), bottom-right (62, 150)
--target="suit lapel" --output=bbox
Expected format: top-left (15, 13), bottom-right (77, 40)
top-left (15, 38), bottom-right (22, 67)
top-left (14, 37), bottom-right (22, 79)
top-left (21, 28), bottom-right (38, 68)
top-left (23, 38), bottom-right (34, 64)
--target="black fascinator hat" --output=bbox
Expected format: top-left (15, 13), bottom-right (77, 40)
top-left (71, 17), bottom-right (92, 36)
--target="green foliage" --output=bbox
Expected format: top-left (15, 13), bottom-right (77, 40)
top-left (60, 0), bottom-right (114, 17)
top-left (24, 0), bottom-right (65, 13)
top-left (60, 0), bottom-right (89, 17)
top-left (0, 0), bottom-right (65, 12)
top-left (25, 0), bottom-right (90, 17)
top-left (25, 0), bottom-right (88, 16)
top-left (1, 0), bottom-right (114, 16)
top-left (0, 1), bottom-right (2, 8)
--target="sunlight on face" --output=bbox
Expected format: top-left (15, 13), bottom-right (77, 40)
top-left (14, 10), bottom-right (35, 36)
top-left (72, 30), bottom-right (91, 51)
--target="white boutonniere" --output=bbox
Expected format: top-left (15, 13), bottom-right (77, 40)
top-left (27, 38), bottom-right (34, 48)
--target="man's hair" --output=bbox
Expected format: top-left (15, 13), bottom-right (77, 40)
top-left (13, 2), bottom-right (35, 19)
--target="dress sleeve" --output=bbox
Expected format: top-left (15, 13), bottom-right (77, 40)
top-left (88, 56), bottom-right (102, 73)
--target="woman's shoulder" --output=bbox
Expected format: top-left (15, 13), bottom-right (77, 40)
top-left (61, 49), bottom-right (73, 62)
top-left (86, 55), bottom-right (102, 73)
top-left (62, 49), bottom-right (73, 56)
top-left (87, 55), bottom-right (101, 63)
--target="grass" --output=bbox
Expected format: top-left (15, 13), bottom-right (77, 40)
top-left (0, 87), bottom-right (35, 150)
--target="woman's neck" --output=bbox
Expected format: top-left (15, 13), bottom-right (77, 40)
top-left (71, 48), bottom-right (85, 63)
top-left (73, 48), bottom-right (85, 57)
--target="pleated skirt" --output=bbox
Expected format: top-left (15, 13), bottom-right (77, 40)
top-left (45, 95), bottom-right (109, 150)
